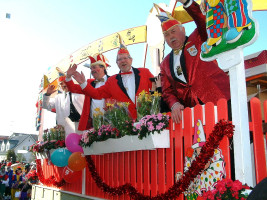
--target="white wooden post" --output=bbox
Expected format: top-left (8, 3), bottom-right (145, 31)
top-left (218, 49), bottom-right (253, 186)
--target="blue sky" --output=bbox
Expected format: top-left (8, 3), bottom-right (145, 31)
top-left (0, 0), bottom-right (266, 135)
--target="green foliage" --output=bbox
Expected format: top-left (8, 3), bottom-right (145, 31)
top-left (7, 149), bottom-right (16, 162)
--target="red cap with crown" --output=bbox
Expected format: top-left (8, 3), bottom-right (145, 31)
top-left (154, 3), bottom-right (181, 33)
top-left (117, 33), bottom-right (130, 55)
top-left (56, 67), bottom-right (66, 82)
top-left (88, 53), bottom-right (110, 69)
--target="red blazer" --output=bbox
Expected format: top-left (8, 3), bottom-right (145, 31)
top-left (82, 67), bottom-right (153, 120)
top-left (161, 1), bottom-right (230, 108)
top-left (65, 79), bottom-right (95, 131)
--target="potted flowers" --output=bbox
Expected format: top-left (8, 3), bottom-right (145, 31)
top-left (29, 125), bottom-right (66, 159)
top-left (80, 111), bottom-right (170, 155)
top-left (133, 113), bottom-right (170, 139)
top-left (202, 179), bottom-right (251, 200)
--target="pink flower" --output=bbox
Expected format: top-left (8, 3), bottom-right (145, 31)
top-left (147, 121), bottom-right (153, 126)
top-left (157, 113), bottom-right (163, 120)
top-left (84, 137), bottom-right (89, 143)
top-left (135, 124), bottom-right (141, 130)
top-left (148, 125), bottom-right (154, 131)
top-left (156, 125), bottom-right (162, 130)
top-left (158, 122), bottom-right (165, 127)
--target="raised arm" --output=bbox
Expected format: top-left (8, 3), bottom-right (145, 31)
top-left (182, 0), bottom-right (207, 41)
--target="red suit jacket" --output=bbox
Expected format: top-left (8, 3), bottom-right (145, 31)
top-left (65, 79), bottom-right (98, 131)
top-left (161, 1), bottom-right (230, 108)
top-left (82, 67), bottom-right (153, 120)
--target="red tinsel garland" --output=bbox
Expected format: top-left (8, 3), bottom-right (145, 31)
top-left (85, 119), bottom-right (234, 200)
top-left (36, 159), bottom-right (66, 187)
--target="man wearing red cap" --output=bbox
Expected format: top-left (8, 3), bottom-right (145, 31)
top-left (65, 53), bottom-right (110, 130)
top-left (42, 70), bottom-right (85, 136)
top-left (155, 0), bottom-right (230, 124)
top-left (67, 35), bottom-right (154, 120)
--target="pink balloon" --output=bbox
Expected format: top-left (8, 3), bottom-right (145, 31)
top-left (65, 133), bottom-right (84, 153)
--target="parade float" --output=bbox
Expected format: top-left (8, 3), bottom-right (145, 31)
top-left (31, 0), bottom-right (267, 199)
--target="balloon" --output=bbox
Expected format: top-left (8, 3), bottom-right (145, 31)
top-left (65, 133), bottom-right (84, 153)
top-left (68, 152), bottom-right (86, 171)
top-left (51, 148), bottom-right (72, 167)
top-left (62, 166), bottom-right (82, 183)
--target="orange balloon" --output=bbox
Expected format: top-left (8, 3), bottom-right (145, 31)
top-left (68, 152), bottom-right (86, 171)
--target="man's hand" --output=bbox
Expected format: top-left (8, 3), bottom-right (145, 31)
top-left (171, 102), bottom-right (184, 124)
top-left (73, 71), bottom-right (86, 85)
top-left (66, 64), bottom-right (78, 78)
top-left (46, 85), bottom-right (57, 95)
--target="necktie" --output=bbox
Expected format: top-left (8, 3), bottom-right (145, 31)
top-left (173, 46), bottom-right (184, 55)
top-left (94, 78), bottom-right (105, 83)
top-left (119, 71), bottom-right (132, 75)
top-left (174, 49), bottom-right (180, 55)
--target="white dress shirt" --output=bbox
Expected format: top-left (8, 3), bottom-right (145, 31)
top-left (90, 75), bottom-right (107, 118)
top-left (121, 68), bottom-right (136, 103)
top-left (173, 51), bottom-right (187, 83)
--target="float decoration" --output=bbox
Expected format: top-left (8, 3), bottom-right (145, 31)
top-left (180, 120), bottom-right (226, 199)
top-left (36, 159), bottom-right (66, 187)
top-left (81, 113), bottom-right (170, 155)
top-left (85, 120), bottom-right (234, 199)
top-left (200, 0), bottom-right (257, 60)
top-left (200, 0), bottom-right (258, 185)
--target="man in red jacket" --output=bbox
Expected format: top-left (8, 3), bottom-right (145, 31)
top-left (65, 53), bottom-right (110, 130)
top-left (155, 0), bottom-right (230, 123)
top-left (67, 36), bottom-right (154, 120)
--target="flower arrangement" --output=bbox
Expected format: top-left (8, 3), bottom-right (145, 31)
top-left (136, 90), bottom-right (162, 120)
top-left (42, 125), bottom-right (65, 141)
top-left (150, 91), bottom-right (161, 115)
top-left (202, 179), bottom-right (251, 200)
top-left (133, 113), bottom-right (170, 140)
top-left (103, 101), bottom-right (133, 136)
top-left (80, 125), bottom-right (121, 147)
top-left (29, 139), bottom-right (65, 154)
top-left (80, 126), bottom-right (121, 147)
top-left (136, 90), bottom-right (152, 120)
top-left (80, 99), bottom-right (168, 148)
top-left (92, 107), bottom-right (104, 130)
top-left (29, 125), bottom-right (66, 154)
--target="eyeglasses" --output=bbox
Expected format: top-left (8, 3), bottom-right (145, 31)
top-left (117, 57), bottom-right (130, 62)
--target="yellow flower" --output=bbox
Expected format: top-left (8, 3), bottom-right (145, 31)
top-left (94, 107), bottom-right (100, 112)
top-left (139, 90), bottom-right (147, 96)
top-left (152, 91), bottom-right (161, 97)
top-left (117, 102), bottom-right (124, 108)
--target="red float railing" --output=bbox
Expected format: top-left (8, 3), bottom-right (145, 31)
top-left (39, 98), bottom-right (267, 199)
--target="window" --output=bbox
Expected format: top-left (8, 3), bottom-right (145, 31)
top-left (1, 143), bottom-right (5, 152)
top-left (6, 142), bottom-right (10, 151)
